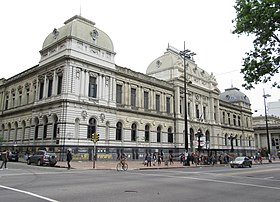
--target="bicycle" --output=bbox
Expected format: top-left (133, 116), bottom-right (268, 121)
top-left (116, 161), bottom-right (128, 171)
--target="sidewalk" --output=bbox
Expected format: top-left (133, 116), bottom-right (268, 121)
top-left (55, 158), bottom-right (280, 170)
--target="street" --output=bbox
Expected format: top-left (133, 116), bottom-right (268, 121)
top-left (0, 162), bottom-right (279, 202)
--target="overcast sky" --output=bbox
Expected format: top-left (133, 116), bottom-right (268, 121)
top-left (0, 0), bottom-right (279, 115)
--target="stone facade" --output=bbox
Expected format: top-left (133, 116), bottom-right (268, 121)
top-left (0, 15), bottom-right (255, 160)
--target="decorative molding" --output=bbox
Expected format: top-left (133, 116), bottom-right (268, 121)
top-left (81, 110), bottom-right (87, 120)
top-left (52, 28), bottom-right (59, 39)
top-left (100, 113), bottom-right (105, 123)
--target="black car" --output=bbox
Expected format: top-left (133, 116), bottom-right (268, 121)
top-left (27, 150), bottom-right (57, 166)
top-left (230, 156), bottom-right (252, 168)
top-left (8, 151), bottom-right (19, 162)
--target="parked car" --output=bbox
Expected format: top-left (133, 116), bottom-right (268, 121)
top-left (8, 151), bottom-right (19, 162)
top-left (230, 156), bottom-right (252, 168)
top-left (27, 150), bottom-right (57, 166)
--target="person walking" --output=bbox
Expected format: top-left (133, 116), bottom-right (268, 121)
top-left (0, 150), bottom-right (8, 169)
top-left (66, 149), bottom-right (72, 170)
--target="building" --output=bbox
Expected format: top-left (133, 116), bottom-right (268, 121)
top-left (253, 115), bottom-right (280, 156)
top-left (0, 15), bottom-right (255, 160)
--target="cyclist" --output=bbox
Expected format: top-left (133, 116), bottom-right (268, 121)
top-left (120, 153), bottom-right (126, 168)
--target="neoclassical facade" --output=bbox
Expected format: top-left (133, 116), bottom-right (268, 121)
top-left (0, 15), bottom-right (255, 160)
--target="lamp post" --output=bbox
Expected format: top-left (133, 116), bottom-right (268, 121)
top-left (179, 42), bottom-right (196, 153)
top-left (228, 134), bottom-right (236, 152)
top-left (263, 90), bottom-right (271, 162)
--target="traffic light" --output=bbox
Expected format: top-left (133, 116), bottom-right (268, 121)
top-left (91, 133), bottom-right (100, 143)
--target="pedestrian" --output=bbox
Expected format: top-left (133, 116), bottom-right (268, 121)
top-left (169, 152), bottom-right (174, 165)
top-left (146, 153), bottom-right (152, 167)
top-left (0, 150), bottom-right (8, 169)
top-left (66, 149), bottom-right (72, 170)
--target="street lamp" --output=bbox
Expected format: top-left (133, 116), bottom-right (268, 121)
top-left (263, 89), bottom-right (272, 162)
top-left (228, 134), bottom-right (236, 152)
top-left (179, 41), bottom-right (196, 153)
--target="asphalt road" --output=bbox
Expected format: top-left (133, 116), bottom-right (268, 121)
top-left (0, 162), bottom-right (279, 202)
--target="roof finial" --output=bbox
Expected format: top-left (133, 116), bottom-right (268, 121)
top-left (79, 4), bottom-right (82, 16)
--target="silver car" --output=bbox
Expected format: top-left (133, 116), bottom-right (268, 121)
top-left (27, 150), bottom-right (57, 167)
top-left (230, 156), bottom-right (252, 168)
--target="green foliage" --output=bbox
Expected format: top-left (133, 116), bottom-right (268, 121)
top-left (232, 0), bottom-right (280, 89)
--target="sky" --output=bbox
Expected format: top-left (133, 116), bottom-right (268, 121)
top-left (0, 0), bottom-right (279, 116)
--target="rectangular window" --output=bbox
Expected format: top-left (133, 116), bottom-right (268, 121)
top-left (57, 76), bottom-right (63, 95)
top-left (166, 97), bottom-right (170, 113)
top-left (12, 95), bottom-right (15, 107)
top-left (5, 96), bottom-right (9, 110)
top-left (39, 82), bottom-right (44, 99)
top-left (156, 94), bottom-right (160, 112)
top-left (144, 91), bottom-right (149, 110)
top-left (116, 84), bottom-right (122, 104)
top-left (131, 88), bottom-right (136, 107)
top-left (188, 102), bottom-right (191, 117)
top-left (48, 79), bottom-right (53, 97)
top-left (26, 92), bottom-right (30, 104)
top-left (233, 115), bottom-right (236, 126)
top-left (238, 116), bottom-right (241, 127)
top-left (179, 99), bottom-right (182, 114)
top-left (88, 77), bottom-right (97, 98)
top-left (222, 112), bottom-right (225, 123)
top-left (19, 95), bottom-right (22, 106)
top-left (196, 104), bottom-right (199, 119)
top-left (214, 106), bottom-right (217, 121)
top-left (203, 106), bottom-right (206, 120)
top-left (227, 113), bottom-right (231, 125)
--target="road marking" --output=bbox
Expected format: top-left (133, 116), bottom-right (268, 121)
top-left (224, 168), bottom-right (280, 176)
top-left (133, 172), bottom-right (280, 190)
top-left (0, 185), bottom-right (59, 202)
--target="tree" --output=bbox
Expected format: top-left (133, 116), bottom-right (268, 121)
top-left (232, 0), bottom-right (280, 89)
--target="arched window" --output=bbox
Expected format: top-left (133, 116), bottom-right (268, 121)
top-left (53, 114), bottom-right (58, 139)
top-left (131, 123), bottom-right (137, 142)
top-left (235, 135), bottom-right (238, 146)
top-left (14, 122), bottom-right (18, 141)
top-left (145, 125), bottom-right (150, 142)
top-left (249, 136), bottom-right (251, 147)
top-left (190, 128), bottom-right (194, 150)
top-left (74, 118), bottom-right (80, 139)
top-left (8, 123), bottom-right (11, 141)
top-left (1, 124), bottom-right (5, 141)
top-left (240, 136), bottom-right (242, 146)
top-left (43, 116), bottom-right (48, 139)
top-left (116, 122), bottom-right (122, 141)
top-left (168, 127), bottom-right (173, 143)
top-left (225, 134), bottom-right (228, 146)
top-left (157, 126), bottom-right (161, 143)
top-left (34, 117), bottom-right (40, 139)
top-left (21, 120), bottom-right (26, 141)
top-left (88, 118), bottom-right (96, 139)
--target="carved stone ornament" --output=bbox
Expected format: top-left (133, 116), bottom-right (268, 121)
top-left (89, 72), bottom-right (98, 77)
top-left (56, 67), bottom-right (63, 75)
top-left (90, 29), bottom-right (99, 41)
top-left (100, 113), bottom-right (105, 123)
top-left (81, 110), bottom-right (87, 120)
top-left (105, 76), bottom-right (109, 86)
top-left (53, 28), bottom-right (59, 39)
top-left (25, 82), bottom-right (31, 90)
top-left (76, 69), bottom-right (81, 79)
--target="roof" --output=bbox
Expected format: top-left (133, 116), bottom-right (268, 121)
top-left (219, 87), bottom-right (250, 104)
top-left (42, 15), bottom-right (114, 52)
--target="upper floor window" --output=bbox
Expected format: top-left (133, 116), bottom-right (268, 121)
top-left (39, 81), bottom-right (44, 99)
top-left (195, 104), bottom-right (199, 119)
top-left (238, 116), bottom-right (241, 127)
top-left (233, 115), bottom-right (237, 126)
top-left (156, 94), bottom-right (160, 112)
top-left (89, 77), bottom-right (97, 98)
top-left (227, 113), bottom-right (231, 125)
top-left (57, 75), bottom-right (63, 95)
top-left (144, 91), bottom-right (149, 110)
top-left (116, 84), bottom-right (123, 104)
top-left (48, 79), bottom-right (53, 97)
top-left (222, 112), bottom-right (225, 124)
top-left (203, 106), bottom-right (206, 120)
top-left (131, 88), bottom-right (136, 107)
top-left (214, 106), bottom-right (217, 121)
top-left (166, 97), bottom-right (171, 113)
top-left (179, 99), bottom-right (182, 114)
top-left (5, 96), bottom-right (9, 110)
